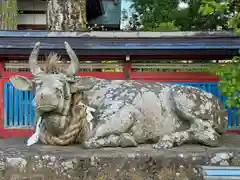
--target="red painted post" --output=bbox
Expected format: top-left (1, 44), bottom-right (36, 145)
top-left (0, 60), bottom-right (5, 138)
top-left (123, 60), bottom-right (132, 79)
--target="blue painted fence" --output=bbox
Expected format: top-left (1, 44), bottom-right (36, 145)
top-left (3, 81), bottom-right (240, 129)
top-left (4, 82), bottom-right (35, 128)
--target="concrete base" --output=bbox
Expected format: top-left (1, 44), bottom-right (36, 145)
top-left (0, 134), bottom-right (240, 180)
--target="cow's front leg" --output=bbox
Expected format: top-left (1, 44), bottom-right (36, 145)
top-left (83, 104), bottom-right (137, 148)
top-left (153, 127), bottom-right (220, 149)
top-left (83, 133), bottom-right (138, 149)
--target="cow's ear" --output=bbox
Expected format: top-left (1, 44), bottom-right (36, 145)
top-left (10, 75), bottom-right (33, 91)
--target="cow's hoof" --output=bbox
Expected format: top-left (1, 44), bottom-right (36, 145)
top-left (152, 140), bottom-right (174, 149)
top-left (119, 133), bottom-right (138, 147)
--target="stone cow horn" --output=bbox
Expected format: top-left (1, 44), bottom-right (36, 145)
top-left (64, 42), bottom-right (80, 76)
top-left (29, 42), bottom-right (43, 75)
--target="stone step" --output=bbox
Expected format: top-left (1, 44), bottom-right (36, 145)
top-left (0, 136), bottom-right (240, 180)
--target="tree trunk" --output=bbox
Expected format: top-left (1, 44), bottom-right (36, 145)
top-left (0, 0), bottom-right (17, 30)
top-left (47, 0), bottom-right (86, 31)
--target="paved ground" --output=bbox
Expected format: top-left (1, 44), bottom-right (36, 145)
top-left (0, 134), bottom-right (240, 179)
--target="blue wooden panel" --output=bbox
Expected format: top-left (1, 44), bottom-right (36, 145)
top-left (4, 82), bottom-right (34, 128)
top-left (3, 81), bottom-right (240, 129)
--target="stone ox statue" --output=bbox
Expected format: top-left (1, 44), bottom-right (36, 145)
top-left (10, 42), bottom-right (227, 149)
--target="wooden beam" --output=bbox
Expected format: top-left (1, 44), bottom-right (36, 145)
top-left (17, 24), bottom-right (46, 30)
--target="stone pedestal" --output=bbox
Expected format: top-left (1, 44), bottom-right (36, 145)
top-left (0, 134), bottom-right (240, 180)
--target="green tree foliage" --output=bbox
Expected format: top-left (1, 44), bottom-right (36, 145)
top-left (130, 0), bottom-right (231, 31)
top-left (199, 0), bottom-right (240, 109)
top-left (175, 0), bottom-right (228, 30)
top-left (199, 0), bottom-right (240, 34)
top-left (130, 0), bottom-right (180, 30)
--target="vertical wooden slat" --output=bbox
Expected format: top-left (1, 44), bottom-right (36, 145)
top-left (228, 110), bottom-right (233, 128)
top-left (214, 84), bottom-right (231, 128)
top-left (29, 92), bottom-right (34, 126)
top-left (19, 90), bottom-right (24, 126)
top-left (230, 108), bottom-right (235, 128)
top-left (4, 82), bottom-right (8, 127)
top-left (13, 87), bottom-right (19, 126)
top-left (200, 84), bottom-right (206, 92)
top-left (233, 106), bottom-right (238, 128)
top-left (237, 107), bottom-right (240, 128)
top-left (8, 83), bottom-right (13, 126)
top-left (24, 91), bottom-right (29, 125)
top-left (238, 109), bottom-right (240, 128)
top-left (206, 83), bottom-right (211, 93)
top-left (210, 84), bottom-right (216, 97)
